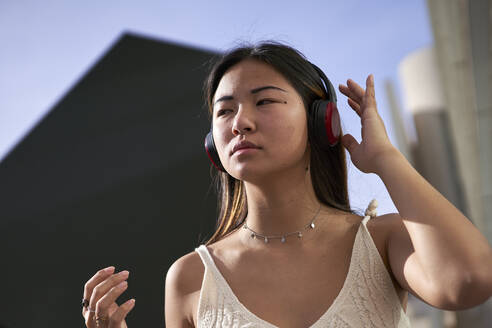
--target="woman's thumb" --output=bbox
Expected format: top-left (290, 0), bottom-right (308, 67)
top-left (341, 134), bottom-right (359, 154)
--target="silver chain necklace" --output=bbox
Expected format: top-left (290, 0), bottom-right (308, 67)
top-left (242, 204), bottom-right (322, 244)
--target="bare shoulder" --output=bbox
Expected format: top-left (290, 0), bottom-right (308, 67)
top-left (366, 212), bottom-right (414, 263)
top-left (364, 212), bottom-right (403, 263)
top-left (365, 212), bottom-right (401, 238)
top-left (165, 249), bottom-right (205, 327)
top-left (166, 250), bottom-right (205, 294)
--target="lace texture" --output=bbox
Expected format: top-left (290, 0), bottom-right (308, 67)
top-left (194, 200), bottom-right (411, 327)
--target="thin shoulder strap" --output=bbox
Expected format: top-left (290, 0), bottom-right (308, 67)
top-left (362, 198), bottom-right (378, 226)
top-left (194, 244), bottom-right (225, 280)
top-left (195, 245), bottom-right (214, 268)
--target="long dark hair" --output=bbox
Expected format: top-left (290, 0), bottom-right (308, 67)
top-left (203, 40), bottom-right (357, 245)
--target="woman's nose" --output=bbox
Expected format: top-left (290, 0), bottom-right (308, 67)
top-left (232, 106), bottom-right (256, 135)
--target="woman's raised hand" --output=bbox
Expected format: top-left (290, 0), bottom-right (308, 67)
top-left (82, 266), bottom-right (135, 328)
top-left (338, 75), bottom-right (397, 174)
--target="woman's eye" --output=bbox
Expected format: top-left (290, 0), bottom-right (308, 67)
top-left (217, 109), bottom-right (232, 116)
top-left (257, 99), bottom-right (276, 105)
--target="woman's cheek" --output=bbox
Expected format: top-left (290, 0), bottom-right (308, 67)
top-left (284, 123), bottom-right (308, 156)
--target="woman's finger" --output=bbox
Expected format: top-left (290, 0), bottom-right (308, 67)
top-left (363, 74), bottom-right (377, 111)
top-left (95, 281), bottom-right (128, 316)
top-left (90, 270), bottom-right (130, 312)
top-left (338, 84), bottom-right (362, 106)
top-left (346, 78), bottom-right (366, 101)
top-left (83, 266), bottom-right (115, 316)
top-left (108, 299), bottom-right (136, 327)
top-left (107, 301), bottom-right (119, 316)
top-left (347, 98), bottom-right (361, 116)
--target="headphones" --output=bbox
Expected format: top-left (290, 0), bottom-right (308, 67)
top-left (204, 63), bottom-right (341, 172)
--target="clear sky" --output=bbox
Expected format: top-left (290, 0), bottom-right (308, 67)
top-left (0, 0), bottom-right (433, 215)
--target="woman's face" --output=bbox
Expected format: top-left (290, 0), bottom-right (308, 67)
top-left (212, 59), bottom-right (309, 181)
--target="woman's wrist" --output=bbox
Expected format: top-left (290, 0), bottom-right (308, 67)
top-left (372, 146), bottom-right (403, 176)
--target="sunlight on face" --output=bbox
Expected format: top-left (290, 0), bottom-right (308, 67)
top-left (212, 59), bottom-right (310, 182)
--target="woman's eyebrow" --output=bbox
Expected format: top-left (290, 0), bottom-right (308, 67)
top-left (214, 85), bottom-right (288, 105)
top-left (251, 85), bottom-right (287, 94)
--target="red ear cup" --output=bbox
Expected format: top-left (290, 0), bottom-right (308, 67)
top-left (309, 99), bottom-right (341, 149)
top-left (308, 63), bottom-right (341, 148)
top-left (204, 132), bottom-right (226, 172)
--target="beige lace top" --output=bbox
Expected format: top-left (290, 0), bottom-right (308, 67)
top-left (194, 200), bottom-right (411, 327)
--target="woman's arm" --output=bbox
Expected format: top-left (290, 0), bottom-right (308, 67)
top-left (165, 253), bottom-right (200, 327)
top-left (377, 148), bottom-right (492, 310)
top-left (338, 75), bottom-right (492, 310)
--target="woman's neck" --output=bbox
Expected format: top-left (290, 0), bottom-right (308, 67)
top-left (240, 165), bottom-right (332, 248)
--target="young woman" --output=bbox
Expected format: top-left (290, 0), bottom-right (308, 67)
top-left (81, 41), bottom-right (492, 328)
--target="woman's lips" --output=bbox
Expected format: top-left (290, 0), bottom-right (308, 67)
top-left (231, 141), bottom-right (260, 155)
top-left (233, 147), bottom-right (260, 155)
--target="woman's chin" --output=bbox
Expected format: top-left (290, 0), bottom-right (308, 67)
top-left (227, 164), bottom-right (271, 182)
